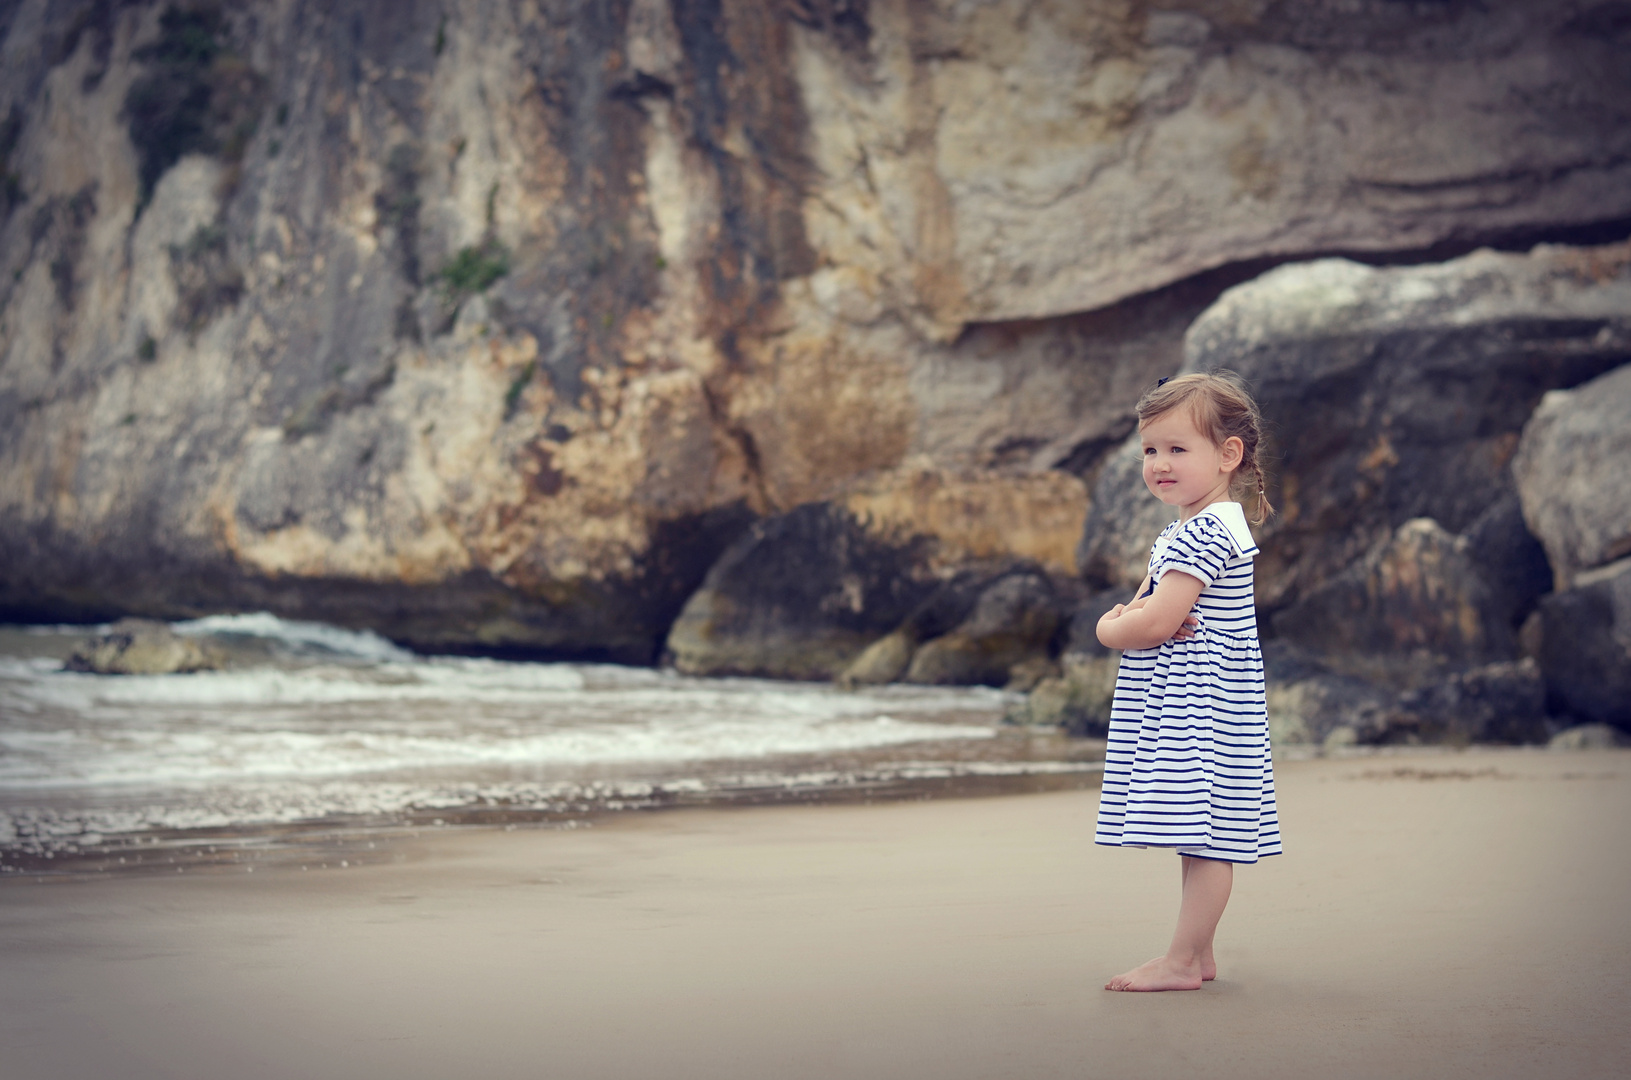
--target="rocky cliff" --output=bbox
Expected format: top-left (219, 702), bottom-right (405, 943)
top-left (2, 0), bottom-right (1629, 687)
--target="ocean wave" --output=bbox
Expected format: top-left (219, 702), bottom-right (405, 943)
top-left (0, 617), bottom-right (1041, 858)
top-left (171, 611), bottom-right (416, 662)
top-left (0, 712), bottom-right (994, 787)
top-left (0, 658), bottom-right (1008, 718)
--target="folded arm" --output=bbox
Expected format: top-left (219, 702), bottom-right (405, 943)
top-left (1096, 570), bottom-right (1206, 651)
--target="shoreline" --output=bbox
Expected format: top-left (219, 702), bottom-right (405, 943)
top-left (4, 748), bottom-right (1629, 1080)
top-left (0, 759), bottom-right (1104, 877)
top-left (3, 741), bottom-right (1587, 879)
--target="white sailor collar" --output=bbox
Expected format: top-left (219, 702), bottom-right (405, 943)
top-left (1191, 500), bottom-right (1259, 557)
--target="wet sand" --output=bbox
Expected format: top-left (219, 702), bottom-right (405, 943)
top-left (3, 749), bottom-right (1628, 1080)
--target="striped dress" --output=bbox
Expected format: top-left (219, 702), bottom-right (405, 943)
top-left (1094, 501), bottom-right (1282, 864)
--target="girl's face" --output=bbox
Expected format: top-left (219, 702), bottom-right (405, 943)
top-left (1140, 407), bottom-right (1243, 520)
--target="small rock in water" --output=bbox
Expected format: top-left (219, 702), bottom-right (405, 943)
top-left (64, 618), bottom-right (223, 675)
top-left (1004, 655), bottom-right (1059, 694)
top-left (1323, 726), bottom-right (1360, 753)
top-left (1548, 723), bottom-right (1630, 751)
top-left (836, 628), bottom-right (917, 689)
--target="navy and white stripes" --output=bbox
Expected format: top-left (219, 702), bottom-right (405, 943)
top-left (1095, 502), bottom-right (1282, 864)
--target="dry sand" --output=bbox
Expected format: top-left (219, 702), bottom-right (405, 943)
top-left (3, 749), bottom-right (1629, 1080)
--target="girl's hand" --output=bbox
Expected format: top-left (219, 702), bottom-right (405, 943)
top-left (1096, 603), bottom-right (1126, 647)
top-left (1096, 570), bottom-right (1205, 651)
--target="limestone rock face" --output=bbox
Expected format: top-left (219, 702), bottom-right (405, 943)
top-left (3, 2), bottom-right (1631, 660)
top-left (797, 0), bottom-right (1631, 332)
top-left (1514, 363), bottom-right (1631, 588)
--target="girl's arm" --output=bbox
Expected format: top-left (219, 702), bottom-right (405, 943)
top-left (1096, 570), bottom-right (1205, 651)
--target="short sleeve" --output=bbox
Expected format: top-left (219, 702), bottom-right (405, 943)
top-left (1154, 515), bottom-right (1234, 588)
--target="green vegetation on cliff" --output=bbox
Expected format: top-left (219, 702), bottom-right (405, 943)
top-left (438, 240), bottom-right (510, 300)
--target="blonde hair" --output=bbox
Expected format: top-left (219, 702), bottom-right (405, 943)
top-left (1137, 370), bottom-right (1275, 525)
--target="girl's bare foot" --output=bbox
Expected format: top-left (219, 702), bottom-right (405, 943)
top-left (1120, 949), bottom-right (1215, 981)
top-left (1104, 955), bottom-right (1204, 992)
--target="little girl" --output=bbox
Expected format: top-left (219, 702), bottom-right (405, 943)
top-left (1094, 370), bottom-right (1281, 992)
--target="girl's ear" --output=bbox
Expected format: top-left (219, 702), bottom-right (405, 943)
top-left (1220, 435), bottom-right (1244, 472)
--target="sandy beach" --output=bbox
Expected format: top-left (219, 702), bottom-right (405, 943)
top-left (3, 748), bottom-right (1628, 1080)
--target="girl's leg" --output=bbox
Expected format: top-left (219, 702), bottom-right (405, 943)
top-left (1180, 856), bottom-right (1219, 980)
top-left (1105, 855), bottom-right (1233, 992)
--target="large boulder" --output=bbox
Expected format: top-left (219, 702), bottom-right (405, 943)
top-left (834, 572), bottom-right (987, 688)
top-left (668, 496), bottom-right (1087, 686)
top-left (1263, 666), bottom-right (1394, 749)
top-left (665, 503), bottom-right (941, 680)
top-left (901, 570), bottom-right (1063, 687)
top-left (1511, 361), bottom-right (1631, 730)
top-left (1461, 491), bottom-right (1555, 633)
top-left (1262, 646), bottom-right (1546, 747)
top-left (1387, 659), bottom-right (1548, 746)
top-left (1513, 362), bottom-right (1631, 588)
top-left (1073, 241), bottom-right (1631, 743)
top-left (1082, 243), bottom-right (1631, 611)
top-left (1274, 518), bottom-right (1515, 670)
top-left (1527, 557), bottom-right (1631, 729)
